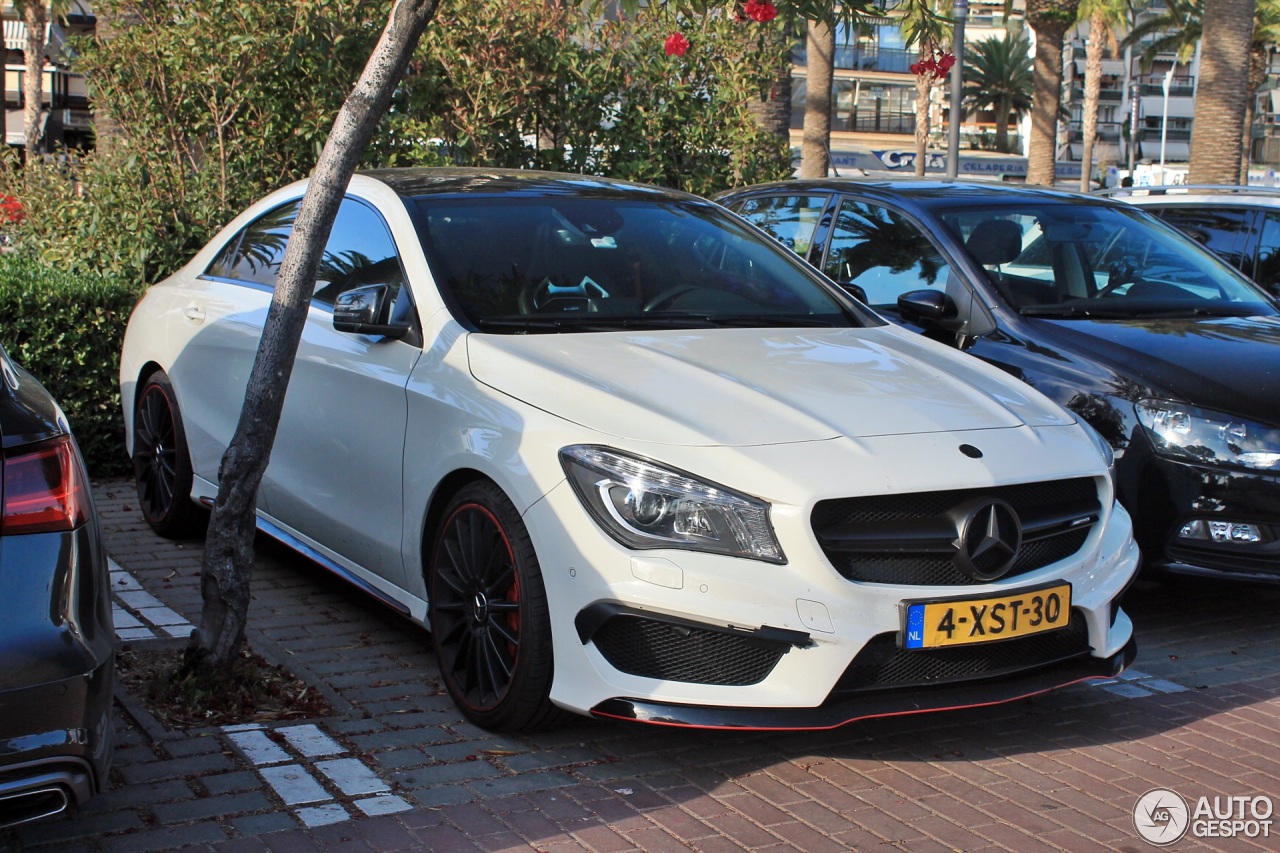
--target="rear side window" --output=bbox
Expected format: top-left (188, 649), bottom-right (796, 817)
top-left (1153, 207), bottom-right (1252, 272)
top-left (732, 194), bottom-right (829, 257)
top-left (203, 199), bottom-right (405, 306)
top-left (205, 202), bottom-right (298, 286)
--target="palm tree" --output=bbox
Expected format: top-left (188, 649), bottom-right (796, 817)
top-left (1241, 0), bottom-right (1280, 179)
top-left (1077, 0), bottom-right (1132, 190)
top-left (800, 17), bottom-right (834, 177)
top-left (1188, 0), bottom-right (1255, 183)
top-left (963, 32), bottom-right (1034, 154)
top-left (1124, 0), bottom-right (1280, 182)
top-left (1026, 0), bottom-right (1083, 185)
top-left (897, 0), bottom-right (951, 176)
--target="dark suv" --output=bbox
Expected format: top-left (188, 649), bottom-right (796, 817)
top-left (1101, 185), bottom-right (1280, 297)
top-left (719, 179), bottom-right (1280, 584)
top-left (0, 341), bottom-right (114, 827)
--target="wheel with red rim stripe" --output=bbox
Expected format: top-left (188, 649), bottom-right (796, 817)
top-left (132, 371), bottom-right (201, 539)
top-left (427, 480), bottom-right (567, 732)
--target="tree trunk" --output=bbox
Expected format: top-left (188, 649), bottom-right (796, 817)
top-left (996, 94), bottom-right (1011, 153)
top-left (748, 20), bottom-right (793, 143)
top-left (21, 1), bottom-right (49, 158)
top-left (914, 52), bottom-right (931, 177)
top-left (1241, 42), bottom-right (1269, 183)
top-left (1026, 16), bottom-right (1071, 186)
top-left (1188, 0), bottom-right (1254, 184)
top-left (1079, 10), bottom-right (1105, 192)
top-left (800, 18), bottom-right (833, 179)
top-left (188, 0), bottom-right (441, 671)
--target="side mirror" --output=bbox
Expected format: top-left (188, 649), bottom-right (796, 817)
top-left (897, 289), bottom-right (960, 327)
top-left (333, 284), bottom-right (411, 338)
top-left (839, 282), bottom-right (869, 304)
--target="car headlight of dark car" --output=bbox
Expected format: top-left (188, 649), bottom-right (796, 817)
top-left (1136, 398), bottom-right (1280, 471)
top-left (560, 445), bottom-right (785, 563)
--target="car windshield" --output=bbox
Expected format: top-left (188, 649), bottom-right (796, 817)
top-left (410, 196), bottom-right (864, 332)
top-left (939, 203), bottom-right (1279, 319)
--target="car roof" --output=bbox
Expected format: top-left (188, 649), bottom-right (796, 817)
top-left (718, 178), bottom-right (1116, 212)
top-left (359, 167), bottom-right (702, 203)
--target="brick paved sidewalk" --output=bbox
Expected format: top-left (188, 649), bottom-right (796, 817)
top-left (4, 479), bottom-right (1280, 852)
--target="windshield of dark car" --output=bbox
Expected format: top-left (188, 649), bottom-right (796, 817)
top-left (939, 203), bottom-right (1278, 319)
top-left (410, 196), bottom-right (866, 332)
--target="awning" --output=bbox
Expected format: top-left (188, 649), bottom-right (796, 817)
top-left (4, 19), bottom-right (55, 53)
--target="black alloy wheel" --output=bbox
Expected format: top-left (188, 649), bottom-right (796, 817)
top-left (132, 372), bottom-right (200, 538)
top-left (428, 481), bottom-right (567, 732)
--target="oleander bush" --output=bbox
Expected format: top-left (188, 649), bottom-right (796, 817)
top-left (0, 253), bottom-right (139, 477)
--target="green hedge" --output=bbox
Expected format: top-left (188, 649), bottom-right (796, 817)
top-left (0, 254), bottom-right (140, 478)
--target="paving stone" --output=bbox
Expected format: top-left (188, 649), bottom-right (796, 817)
top-left (279, 725), bottom-right (346, 758)
top-left (295, 804), bottom-right (350, 828)
top-left (153, 791), bottom-right (274, 824)
top-left (232, 812), bottom-right (300, 838)
top-left (226, 730), bottom-right (293, 766)
top-left (259, 765), bottom-right (332, 806)
top-left (354, 795), bottom-right (414, 817)
top-left (315, 758), bottom-right (391, 796)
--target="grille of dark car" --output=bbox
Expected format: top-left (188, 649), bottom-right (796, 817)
top-left (812, 478), bottom-right (1099, 585)
top-left (828, 612), bottom-right (1091, 697)
top-left (591, 614), bottom-right (789, 686)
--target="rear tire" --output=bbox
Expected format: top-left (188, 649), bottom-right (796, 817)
top-left (132, 371), bottom-right (201, 539)
top-left (427, 481), bottom-right (570, 732)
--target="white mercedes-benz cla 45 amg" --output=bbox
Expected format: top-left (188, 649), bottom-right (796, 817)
top-left (121, 168), bottom-right (1139, 732)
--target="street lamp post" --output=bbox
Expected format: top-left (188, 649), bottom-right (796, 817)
top-left (946, 0), bottom-right (968, 179)
top-left (1159, 66), bottom-right (1175, 182)
top-left (1127, 80), bottom-right (1140, 177)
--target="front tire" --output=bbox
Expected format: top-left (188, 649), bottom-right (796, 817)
top-left (427, 481), bottom-right (568, 732)
top-left (132, 371), bottom-right (201, 539)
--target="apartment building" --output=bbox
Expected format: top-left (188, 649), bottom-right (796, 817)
top-left (3, 0), bottom-right (93, 153)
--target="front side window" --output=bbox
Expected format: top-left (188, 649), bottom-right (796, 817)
top-left (206, 202), bottom-right (297, 287)
top-left (1253, 211), bottom-right (1280, 297)
top-left (940, 204), bottom-right (1277, 318)
top-left (824, 200), bottom-right (950, 308)
top-left (411, 196), bottom-right (867, 332)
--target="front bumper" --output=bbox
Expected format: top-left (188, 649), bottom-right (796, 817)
top-left (591, 635), bottom-right (1137, 730)
top-left (1120, 439), bottom-right (1280, 582)
top-left (529, 460), bottom-right (1141, 725)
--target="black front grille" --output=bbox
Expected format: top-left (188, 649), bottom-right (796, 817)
top-left (591, 615), bottom-right (788, 686)
top-left (829, 612), bottom-right (1092, 697)
top-left (813, 478), bottom-right (1099, 585)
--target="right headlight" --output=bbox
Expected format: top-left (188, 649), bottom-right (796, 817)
top-left (1135, 399), bottom-right (1280, 471)
top-left (559, 445), bottom-right (786, 563)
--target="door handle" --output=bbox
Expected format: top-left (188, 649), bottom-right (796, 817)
top-left (183, 304), bottom-right (205, 323)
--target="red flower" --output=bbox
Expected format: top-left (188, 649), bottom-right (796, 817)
top-left (0, 195), bottom-right (23, 225)
top-left (664, 32), bottom-right (690, 57)
top-left (744, 0), bottom-right (778, 22)
top-left (935, 52), bottom-right (956, 74)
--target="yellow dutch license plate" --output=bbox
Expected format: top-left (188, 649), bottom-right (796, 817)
top-left (902, 583), bottom-right (1072, 649)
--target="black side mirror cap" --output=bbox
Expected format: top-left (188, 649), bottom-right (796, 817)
top-left (333, 284), bottom-right (411, 338)
top-left (897, 289), bottom-right (960, 327)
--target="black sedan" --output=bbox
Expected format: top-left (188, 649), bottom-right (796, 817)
top-left (719, 179), bottom-right (1280, 583)
top-left (0, 341), bottom-right (113, 826)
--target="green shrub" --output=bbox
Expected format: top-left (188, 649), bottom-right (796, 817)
top-left (0, 254), bottom-right (139, 477)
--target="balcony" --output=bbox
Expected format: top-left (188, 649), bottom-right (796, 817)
top-left (833, 46), bottom-right (915, 74)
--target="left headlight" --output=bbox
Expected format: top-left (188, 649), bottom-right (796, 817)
top-left (1136, 399), bottom-right (1280, 471)
top-left (560, 445), bottom-right (786, 563)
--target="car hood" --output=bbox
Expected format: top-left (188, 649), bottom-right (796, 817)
top-left (1032, 314), bottom-right (1280, 421)
top-left (467, 326), bottom-right (1073, 446)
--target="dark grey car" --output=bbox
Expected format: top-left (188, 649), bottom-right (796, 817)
top-left (0, 341), bottom-right (114, 827)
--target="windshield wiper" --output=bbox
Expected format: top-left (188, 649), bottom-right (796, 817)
top-left (473, 314), bottom-right (847, 332)
top-left (1019, 304), bottom-right (1144, 319)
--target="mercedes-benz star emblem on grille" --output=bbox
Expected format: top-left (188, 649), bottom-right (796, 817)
top-left (954, 499), bottom-right (1022, 581)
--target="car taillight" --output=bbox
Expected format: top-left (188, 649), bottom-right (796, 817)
top-left (1, 435), bottom-right (89, 534)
